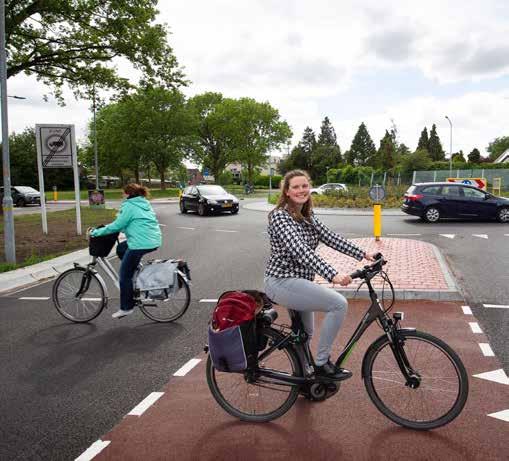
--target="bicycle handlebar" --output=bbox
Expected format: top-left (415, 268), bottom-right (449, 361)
top-left (350, 252), bottom-right (386, 280)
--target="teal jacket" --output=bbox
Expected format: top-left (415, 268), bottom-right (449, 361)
top-left (91, 196), bottom-right (162, 250)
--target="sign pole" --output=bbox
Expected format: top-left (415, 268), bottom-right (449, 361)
top-left (70, 125), bottom-right (81, 234)
top-left (35, 125), bottom-right (48, 234)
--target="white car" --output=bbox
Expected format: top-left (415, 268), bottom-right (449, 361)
top-left (310, 183), bottom-right (348, 195)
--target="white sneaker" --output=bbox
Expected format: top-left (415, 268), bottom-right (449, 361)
top-left (112, 309), bottom-right (134, 319)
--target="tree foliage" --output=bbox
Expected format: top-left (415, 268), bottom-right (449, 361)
top-left (374, 130), bottom-right (396, 170)
top-left (468, 148), bottom-right (481, 163)
top-left (346, 122), bottom-right (376, 166)
top-left (417, 127), bottom-right (429, 151)
top-left (7, 0), bottom-right (186, 100)
top-left (486, 136), bottom-right (509, 162)
top-left (428, 124), bottom-right (445, 161)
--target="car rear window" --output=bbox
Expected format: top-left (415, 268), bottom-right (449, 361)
top-left (421, 186), bottom-right (441, 195)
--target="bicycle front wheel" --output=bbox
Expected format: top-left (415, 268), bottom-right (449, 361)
top-left (363, 330), bottom-right (468, 430)
top-left (52, 268), bottom-right (106, 323)
top-left (139, 274), bottom-right (191, 322)
top-left (206, 328), bottom-right (302, 423)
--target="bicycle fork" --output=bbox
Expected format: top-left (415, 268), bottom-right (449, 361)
top-left (388, 327), bottom-right (421, 389)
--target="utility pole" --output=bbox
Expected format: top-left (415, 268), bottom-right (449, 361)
top-left (0, 0), bottom-right (15, 263)
top-left (445, 116), bottom-right (453, 175)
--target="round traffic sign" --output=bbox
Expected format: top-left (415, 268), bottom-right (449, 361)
top-left (369, 185), bottom-right (386, 202)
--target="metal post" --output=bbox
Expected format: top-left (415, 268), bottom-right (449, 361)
top-left (268, 155), bottom-right (272, 200)
top-left (93, 85), bottom-right (99, 189)
top-left (445, 116), bottom-right (452, 175)
top-left (0, 1), bottom-right (15, 262)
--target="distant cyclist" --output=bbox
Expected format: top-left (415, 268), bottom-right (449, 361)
top-left (264, 170), bottom-right (375, 380)
top-left (90, 183), bottom-right (162, 319)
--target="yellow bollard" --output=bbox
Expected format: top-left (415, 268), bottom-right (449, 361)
top-left (53, 186), bottom-right (58, 201)
top-left (373, 204), bottom-right (382, 241)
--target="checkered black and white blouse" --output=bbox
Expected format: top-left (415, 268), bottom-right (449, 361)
top-left (264, 208), bottom-right (365, 283)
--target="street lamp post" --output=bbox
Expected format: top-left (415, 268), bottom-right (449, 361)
top-left (268, 155), bottom-right (272, 200)
top-left (445, 115), bottom-right (453, 175)
top-left (92, 84), bottom-right (99, 189)
top-left (0, 0), bottom-right (16, 263)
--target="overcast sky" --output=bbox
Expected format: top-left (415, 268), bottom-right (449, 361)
top-left (6, 0), bottom-right (509, 158)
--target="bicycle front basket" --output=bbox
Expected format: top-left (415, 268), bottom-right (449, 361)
top-left (89, 232), bottom-right (119, 257)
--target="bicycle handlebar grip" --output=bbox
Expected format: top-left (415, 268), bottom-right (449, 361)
top-left (350, 269), bottom-right (364, 280)
top-left (373, 252), bottom-right (383, 260)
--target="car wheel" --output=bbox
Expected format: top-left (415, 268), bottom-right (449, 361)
top-left (496, 207), bottom-right (509, 223)
top-left (179, 201), bottom-right (187, 214)
top-left (231, 208), bottom-right (239, 215)
top-left (424, 206), bottom-right (440, 223)
top-left (15, 198), bottom-right (25, 207)
top-left (198, 203), bottom-right (207, 216)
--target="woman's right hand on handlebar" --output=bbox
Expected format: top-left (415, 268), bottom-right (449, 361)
top-left (332, 273), bottom-right (352, 286)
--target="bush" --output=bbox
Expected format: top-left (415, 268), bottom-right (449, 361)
top-left (254, 175), bottom-right (282, 188)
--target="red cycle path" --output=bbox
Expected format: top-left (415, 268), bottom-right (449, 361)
top-left (94, 300), bottom-right (508, 461)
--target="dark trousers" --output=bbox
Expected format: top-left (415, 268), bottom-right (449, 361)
top-left (118, 242), bottom-right (156, 311)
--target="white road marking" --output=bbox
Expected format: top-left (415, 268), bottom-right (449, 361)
top-left (483, 304), bottom-right (509, 309)
top-left (176, 226), bottom-right (195, 230)
top-left (473, 369), bottom-right (509, 385)
top-left (81, 298), bottom-right (102, 301)
top-left (505, 234), bottom-right (509, 237)
top-left (128, 392), bottom-right (164, 416)
top-left (439, 234), bottom-right (455, 239)
top-left (472, 234), bottom-right (488, 239)
top-left (19, 297), bottom-right (50, 300)
top-left (215, 229), bottom-right (238, 233)
top-left (174, 358), bottom-right (201, 376)
top-left (487, 409), bottom-right (509, 422)
top-left (461, 305), bottom-right (472, 315)
top-left (387, 233), bottom-right (421, 236)
top-left (200, 299), bottom-right (218, 303)
top-left (469, 322), bottom-right (482, 333)
top-left (75, 440), bottom-right (111, 461)
top-left (479, 343), bottom-right (495, 357)
top-left (159, 224), bottom-right (167, 227)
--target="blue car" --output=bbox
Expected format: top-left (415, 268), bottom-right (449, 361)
top-left (401, 182), bottom-right (509, 223)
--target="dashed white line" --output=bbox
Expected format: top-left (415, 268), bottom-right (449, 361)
top-left (174, 358), bottom-right (201, 376)
top-left (128, 392), bottom-right (164, 416)
top-left (440, 234), bottom-right (455, 239)
top-left (483, 304), bottom-right (509, 309)
top-left (473, 369), bottom-right (509, 385)
top-left (215, 229), bottom-right (238, 233)
top-left (75, 439), bottom-right (111, 461)
top-left (461, 305), bottom-right (472, 315)
top-left (469, 322), bottom-right (482, 334)
top-left (487, 409), bottom-right (509, 422)
top-left (19, 296), bottom-right (50, 300)
top-left (200, 299), bottom-right (218, 303)
top-left (159, 224), bottom-right (167, 227)
top-left (472, 234), bottom-right (488, 239)
top-left (479, 343), bottom-right (495, 357)
top-left (176, 227), bottom-right (195, 230)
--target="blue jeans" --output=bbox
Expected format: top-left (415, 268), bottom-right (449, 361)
top-left (118, 243), bottom-right (157, 311)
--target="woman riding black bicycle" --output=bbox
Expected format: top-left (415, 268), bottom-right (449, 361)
top-left (90, 183), bottom-right (161, 319)
top-left (264, 169), bottom-right (376, 380)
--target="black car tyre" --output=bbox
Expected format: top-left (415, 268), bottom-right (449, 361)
top-left (198, 203), bottom-right (207, 216)
top-left (179, 201), bottom-right (187, 214)
top-left (496, 207), bottom-right (509, 223)
top-left (231, 208), bottom-right (239, 215)
top-left (423, 206), bottom-right (440, 223)
top-left (15, 198), bottom-right (25, 207)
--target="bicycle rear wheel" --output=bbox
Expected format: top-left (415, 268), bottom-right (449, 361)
top-left (206, 328), bottom-right (302, 423)
top-left (363, 329), bottom-right (468, 430)
top-left (139, 274), bottom-right (191, 322)
top-left (52, 267), bottom-right (106, 323)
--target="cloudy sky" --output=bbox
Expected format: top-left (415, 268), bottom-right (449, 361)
top-left (6, 0), bottom-right (509, 158)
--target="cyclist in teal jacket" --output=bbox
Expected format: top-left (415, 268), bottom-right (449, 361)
top-left (91, 183), bottom-right (162, 318)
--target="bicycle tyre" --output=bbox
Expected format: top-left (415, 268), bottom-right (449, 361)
top-left (139, 274), bottom-right (191, 323)
top-left (206, 328), bottom-right (302, 422)
top-left (52, 267), bottom-right (106, 323)
top-left (362, 329), bottom-right (469, 430)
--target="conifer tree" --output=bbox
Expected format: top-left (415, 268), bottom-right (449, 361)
top-left (428, 124), bottom-right (445, 161)
top-left (317, 116), bottom-right (338, 146)
top-left (417, 127), bottom-right (429, 152)
top-left (376, 130), bottom-right (396, 170)
top-left (346, 122), bottom-right (376, 166)
top-left (468, 148), bottom-right (481, 163)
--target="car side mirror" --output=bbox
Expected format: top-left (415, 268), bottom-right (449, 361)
top-left (484, 193), bottom-right (491, 200)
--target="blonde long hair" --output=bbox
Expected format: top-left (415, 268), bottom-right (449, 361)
top-left (272, 169), bottom-right (313, 221)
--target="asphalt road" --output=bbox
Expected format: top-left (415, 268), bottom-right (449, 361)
top-left (1, 201), bottom-right (508, 460)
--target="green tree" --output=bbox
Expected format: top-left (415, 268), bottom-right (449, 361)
top-left (375, 130), bottom-right (396, 170)
top-left (452, 151), bottom-right (466, 163)
top-left (401, 149), bottom-right (432, 174)
top-left (486, 136), bottom-right (509, 162)
top-left (417, 127), bottom-right (429, 151)
top-left (346, 122), bottom-right (376, 166)
top-left (227, 98), bottom-right (292, 185)
top-left (7, 0), bottom-right (186, 100)
top-left (317, 116), bottom-right (337, 146)
top-left (468, 148), bottom-right (481, 163)
top-left (312, 116), bottom-right (342, 182)
top-left (299, 127), bottom-right (316, 171)
top-left (428, 124), bottom-right (445, 161)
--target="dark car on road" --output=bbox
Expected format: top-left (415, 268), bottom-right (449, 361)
top-left (180, 185), bottom-right (239, 216)
top-left (401, 182), bottom-right (509, 223)
top-left (0, 186), bottom-right (41, 207)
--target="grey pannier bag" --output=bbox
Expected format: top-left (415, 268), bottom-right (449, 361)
top-left (134, 259), bottom-right (179, 300)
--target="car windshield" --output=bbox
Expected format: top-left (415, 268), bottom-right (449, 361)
top-left (197, 185), bottom-right (227, 195)
top-left (15, 187), bottom-right (39, 194)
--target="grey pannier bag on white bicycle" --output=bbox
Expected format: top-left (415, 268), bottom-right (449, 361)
top-left (134, 259), bottom-right (179, 300)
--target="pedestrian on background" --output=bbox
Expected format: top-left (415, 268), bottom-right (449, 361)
top-left (90, 183), bottom-right (162, 319)
top-left (263, 169), bottom-right (376, 379)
